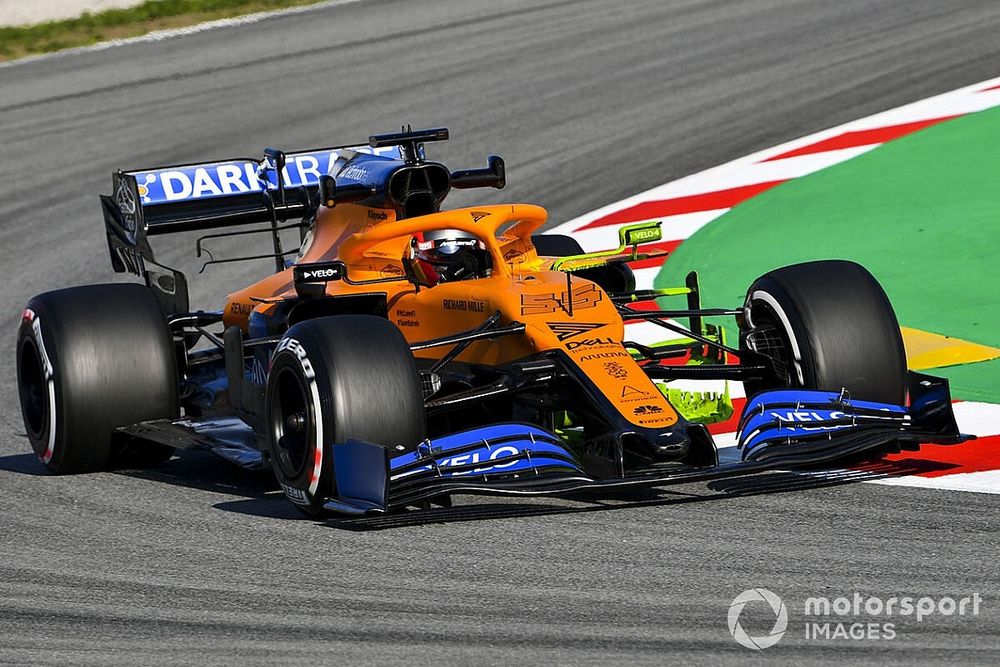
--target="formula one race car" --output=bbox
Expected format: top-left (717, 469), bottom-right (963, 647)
top-left (16, 127), bottom-right (967, 516)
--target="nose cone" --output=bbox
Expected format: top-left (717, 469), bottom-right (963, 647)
top-left (623, 428), bottom-right (690, 461)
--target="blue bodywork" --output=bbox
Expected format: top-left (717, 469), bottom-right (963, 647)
top-left (130, 145), bottom-right (403, 206)
top-left (327, 423), bottom-right (587, 515)
top-left (737, 389), bottom-right (910, 460)
top-left (319, 374), bottom-right (966, 515)
top-left (390, 424), bottom-right (585, 480)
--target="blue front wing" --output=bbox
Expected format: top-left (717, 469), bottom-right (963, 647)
top-left (324, 372), bottom-right (968, 515)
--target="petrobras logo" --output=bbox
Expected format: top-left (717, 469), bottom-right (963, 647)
top-left (391, 445), bottom-right (522, 480)
top-left (131, 144), bottom-right (400, 205)
top-left (340, 165), bottom-right (369, 182)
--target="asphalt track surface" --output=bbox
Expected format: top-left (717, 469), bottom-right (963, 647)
top-left (1, 1), bottom-right (999, 663)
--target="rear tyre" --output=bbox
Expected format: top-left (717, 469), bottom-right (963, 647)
top-left (16, 284), bottom-right (179, 473)
top-left (264, 315), bottom-right (426, 516)
top-left (739, 260), bottom-right (907, 404)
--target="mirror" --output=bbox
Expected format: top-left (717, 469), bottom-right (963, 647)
top-left (318, 175), bottom-right (336, 208)
top-left (620, 221), bottom-right (662, 248)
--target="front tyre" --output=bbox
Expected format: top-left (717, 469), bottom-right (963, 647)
top-left (739, 260), bottom-right (907, 404)
top-left (264, 315), bottom-right (426, 516)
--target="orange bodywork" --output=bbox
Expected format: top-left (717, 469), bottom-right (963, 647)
top-left (223, 203), bottom-right (678, 430)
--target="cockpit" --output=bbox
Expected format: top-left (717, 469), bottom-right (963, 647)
top-left (408, 229), bottom-right (494, 287)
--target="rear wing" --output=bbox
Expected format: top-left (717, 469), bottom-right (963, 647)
top-left (102, 143), bottom-right (402, 313)
top-left (101, 127), bottom-right (506, 315)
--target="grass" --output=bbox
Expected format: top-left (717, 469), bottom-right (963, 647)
top-left (0, 0), bottom-right (329, 61)
top-left (655, 104), bottom-right (1000, 402)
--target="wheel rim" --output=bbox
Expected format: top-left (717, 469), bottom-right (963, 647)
top-left (746, 310), bottom-right (796, 388)
top-left (18, 338), bottom-right (48, 441)
top-left (269, 366), bottom-right (313, 481)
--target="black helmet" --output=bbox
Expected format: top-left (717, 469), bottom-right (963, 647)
top-left (413, 229), bottom-right (492, 283)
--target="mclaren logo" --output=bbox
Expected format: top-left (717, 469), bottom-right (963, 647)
top-left (470, 210), bottom-right (490, 222)
top-left (547, 322), bottom-right (604, 341)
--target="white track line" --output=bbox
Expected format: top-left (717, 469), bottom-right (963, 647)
top-left (553, 76), bottom-right (1000, 238)
top-left (869, 470), bottom-right (1000, 495)
top-left (950, 402), bottom-right (1000, 438)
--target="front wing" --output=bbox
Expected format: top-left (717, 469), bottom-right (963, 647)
top-left (324, 372), bottom-right (970, 515)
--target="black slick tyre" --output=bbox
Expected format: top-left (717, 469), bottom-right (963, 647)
top-left (16, 283), bottom-right (179, 473)
top-left (739, 260), bottom-right (907, 404)
top-left (264, 315), bottom-right (426, 516)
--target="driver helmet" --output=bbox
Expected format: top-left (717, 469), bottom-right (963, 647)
top-left (413, 229), bottom-right (492, 283)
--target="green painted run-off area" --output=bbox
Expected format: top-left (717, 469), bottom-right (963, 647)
top-left (656, 105), bottom-right (1000, 402)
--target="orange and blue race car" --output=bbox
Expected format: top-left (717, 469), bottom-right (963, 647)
top-left (16, 127), bottom-right (969, 516)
